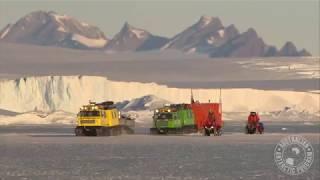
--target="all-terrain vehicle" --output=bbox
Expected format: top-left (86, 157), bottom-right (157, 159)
top-left (245, 122), bottom-right (264, 134)
top-left (75, 101), bottom-right (134, 136)
top-left (245, 112), bottom-right (264, 134)
top-left (150, 104), bottom-right (197, 134)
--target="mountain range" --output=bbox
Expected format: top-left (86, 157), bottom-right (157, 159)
top-left (0, 11), bottom-right (311, 57)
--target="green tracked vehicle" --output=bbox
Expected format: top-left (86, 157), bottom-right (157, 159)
top-left (150, 104), bottom-right (197, 134)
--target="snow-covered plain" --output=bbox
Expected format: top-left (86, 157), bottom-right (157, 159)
top-left (0, 111), bottom-right (74, 125)
top-left (238, 57), bottom-right (320, 79)
top-left (0, 128), bottom-right (319, 179)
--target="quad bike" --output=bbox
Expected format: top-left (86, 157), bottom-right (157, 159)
top-left (245, 122), bottom-right (264, 134)
top-left (204, 125), bottom-right (214, 136)
top-left (204, 124), bottom-right (222, 136)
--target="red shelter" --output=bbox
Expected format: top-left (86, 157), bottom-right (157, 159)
top-left (191, 102), bottom-right (222, 130)
top-left (189, 89), bottom-right (223, 130)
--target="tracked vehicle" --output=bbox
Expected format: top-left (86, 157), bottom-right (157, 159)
top-left (75, 101), bottom-right (134, 136)
top-left (150, 90), bottom-right (223, 135)
top-left (150, 104), bottom-right (197, 134)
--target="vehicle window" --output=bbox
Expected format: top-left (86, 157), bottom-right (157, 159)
top-left (157, 113), bottom-right (173, 119)
top-left (80, 111), bottom-right (100, 117)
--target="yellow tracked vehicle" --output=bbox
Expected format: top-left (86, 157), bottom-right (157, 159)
top-left (75, 101), bottom-right (134, 136)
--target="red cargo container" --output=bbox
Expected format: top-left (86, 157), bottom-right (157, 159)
top-left (191, 102), bottom-right (222, 130)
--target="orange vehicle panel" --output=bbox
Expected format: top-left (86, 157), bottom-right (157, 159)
top-left (191, 103), bottom-right (222, 129)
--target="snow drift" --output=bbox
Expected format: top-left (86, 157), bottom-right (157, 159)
top-left (0, 76), bottom-right (318, 120)
top-left (0, 111), bottom-right (75, 125)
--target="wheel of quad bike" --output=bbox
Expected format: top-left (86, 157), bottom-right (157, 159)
top-left (258, 127), bottom-right (264, 134)
top-left (258, 123), bottom-right (264, 134)
top-left (245, 125), bottom-right (252, 134)
top-left (245, 125), bottom-right (255, 134)
top-left (75, 127), bottom-right (84, 136)
top-left (214, 129), bottom-right (222, 136)
top-left (249, 128), bottom-right (256, 134)
top-left (204, 129), bottom-right (211, 136)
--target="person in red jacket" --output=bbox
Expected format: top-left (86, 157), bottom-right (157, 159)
top-left (204, 110), bottom-right (216, 128)
top-left (247, 112), bottom-right (260, 128)
top-left (203, 110), bottom-right (216, 136)
top-left (247, 111), bottom-right (264, 134)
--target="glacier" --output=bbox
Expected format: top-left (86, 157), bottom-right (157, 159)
top-left (0, 76), bottom-right (318, 116)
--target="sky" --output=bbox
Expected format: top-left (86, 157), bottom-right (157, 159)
top-left (0, 0), bottom-right (319, 55)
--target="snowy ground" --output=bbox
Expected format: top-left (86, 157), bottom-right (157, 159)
top-left (0, 124), bottom-right (319, 179)
top-left (0, 111), bottom-right (75, 125)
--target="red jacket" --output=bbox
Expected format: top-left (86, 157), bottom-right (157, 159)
top-left (204, 113), bottom-right (216, 127)
top-left (248, 114), bottom-right (260, 124)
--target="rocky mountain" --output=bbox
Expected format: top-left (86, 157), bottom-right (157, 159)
top-left (0, 11), bottom-right (108, 49)
top-left (209, 28), bottom-right (266, 57)
top-left (298, 49), bottom-right (312, 56)
top-left (0, 11), bottom-right (312, 57)
top-left (161, 16), bottom-right (239, 54)
top-left (136, 35), bottom-right (169, 51)
top-left (277, 41), bottom-right (311, 57)
top-left (105, 22), bottom-right (168, 52)
top-left (161, 16), bottom-right (311, 57)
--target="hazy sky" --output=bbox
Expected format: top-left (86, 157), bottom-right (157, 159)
top-left (0, 0), bottom-right (319, 55)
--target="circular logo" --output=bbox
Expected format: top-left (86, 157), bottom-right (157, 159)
top-left (274, 135), bottom-right (314, 175)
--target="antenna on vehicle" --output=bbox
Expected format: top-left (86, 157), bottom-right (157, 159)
top-left (219, 88), bottom-right (222, 103)
top-left (191, 89), bottom-right (195, 104)
top-left (219, 88), bottom-right (222, 113)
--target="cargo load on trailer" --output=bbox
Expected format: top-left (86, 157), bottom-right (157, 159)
top-left (75, 101), bottom-right (134, 136)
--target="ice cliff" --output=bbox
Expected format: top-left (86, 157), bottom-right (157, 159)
top-left (0, 76), bottom-right (318, 115)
